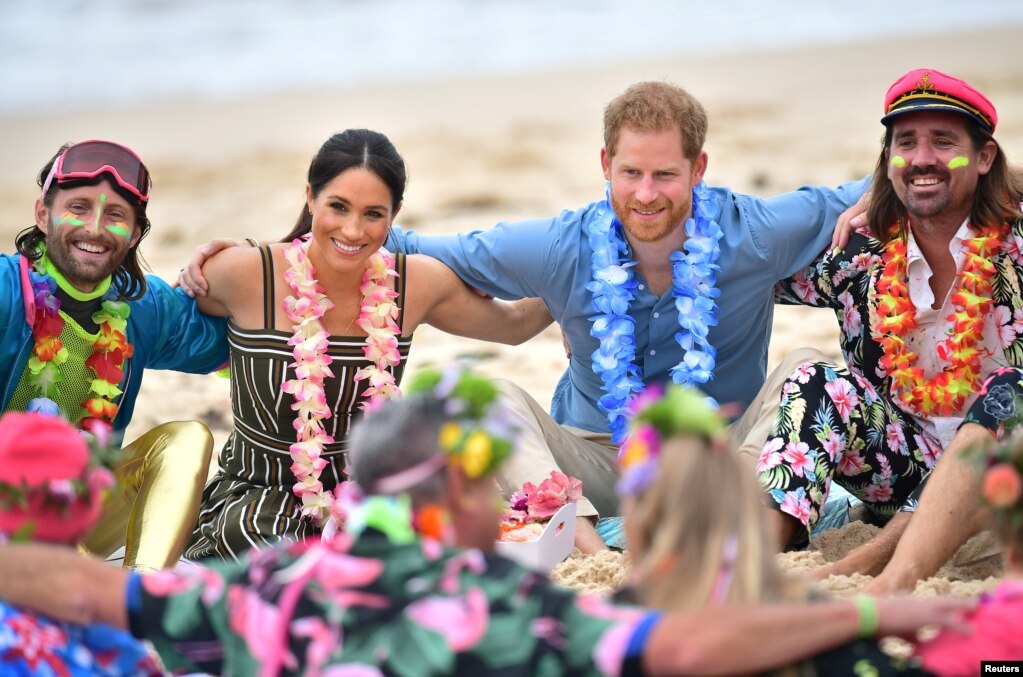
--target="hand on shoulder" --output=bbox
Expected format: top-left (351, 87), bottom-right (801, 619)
top-left (177, 238), bottom-right (259, 298)
top-left (190, 242), bottom-right (268, 317)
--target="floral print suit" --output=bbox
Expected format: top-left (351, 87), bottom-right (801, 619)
top-left (760, 220), bottom-right (1023, 535)
top-left (130, 531), bottom-right (647, 676)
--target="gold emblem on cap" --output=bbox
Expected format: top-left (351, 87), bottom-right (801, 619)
top-left (915, 72), bottom-right (935, 93)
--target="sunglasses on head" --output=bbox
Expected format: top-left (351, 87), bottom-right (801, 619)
top-left (41, 140), bottom-right (152, 203)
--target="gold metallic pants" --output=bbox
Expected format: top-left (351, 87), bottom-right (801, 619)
top-left (81, 421), bottom-right (213, 570)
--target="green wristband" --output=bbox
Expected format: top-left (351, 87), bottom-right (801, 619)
top-left (853, 595), bottom-right (878, 638)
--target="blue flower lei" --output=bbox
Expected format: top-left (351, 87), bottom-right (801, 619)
top-left (586, 181), bottom-right (723, 443)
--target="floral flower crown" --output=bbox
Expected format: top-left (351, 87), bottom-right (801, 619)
top-left (972, 429), bottom-right (1023, 533)
top-left (404, 366), bottom-right (518, 480)
top-left (330, 367), bottom-right (518, 545)
top-left (617, 383), bottom-right (726, 497)
top-left (0, 400), bottom-right (118, 542)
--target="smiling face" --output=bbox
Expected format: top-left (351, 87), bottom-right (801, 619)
top-left (307, 167), bottom-right (398, 276)
top-left (602, 125), bottom-right (707, 244)
top-left (887, 111), bottom-right (995, 228)
top-left (36, 179), bottom-right (140, 292)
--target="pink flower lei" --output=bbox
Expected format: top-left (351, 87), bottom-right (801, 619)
top-left (281, 236), bottom-right (401, 526)
top-left (352, 246), bottom-right (402, 407)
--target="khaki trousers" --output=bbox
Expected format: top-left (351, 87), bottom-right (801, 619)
top-left (81, 420), bottom-right (213, 570)
top-left (729, 347), bottom-right (833, 470)
top-left (494, 347), bottom-right (831, 520)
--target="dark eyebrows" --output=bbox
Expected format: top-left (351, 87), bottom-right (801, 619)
top-left (893, 127), bottom-right (961, 141)
top-left (63, 192), bottom-right (131, 210)
top-left (326, 194), bottom-right (389, 211)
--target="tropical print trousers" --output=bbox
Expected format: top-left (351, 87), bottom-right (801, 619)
top-left (757, 361), bottom-right (1023, 538)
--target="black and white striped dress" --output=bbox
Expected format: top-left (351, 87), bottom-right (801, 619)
top-left (184, 247), bottom-right (412, 561)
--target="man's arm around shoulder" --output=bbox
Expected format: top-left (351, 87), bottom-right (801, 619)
top-left (136, 275), bottom-right (228, 373)
top-left (386, 216), bottom-right (566, 300)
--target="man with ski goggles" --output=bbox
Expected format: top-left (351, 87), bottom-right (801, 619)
top-left (2, 139), bottom-right (228, 570)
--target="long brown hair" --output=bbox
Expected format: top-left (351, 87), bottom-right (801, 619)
top-left (866, 121), bottom-right (1023, 242)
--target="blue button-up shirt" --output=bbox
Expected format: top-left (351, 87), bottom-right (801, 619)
top-left (389, 180), bottom-right (867, 433)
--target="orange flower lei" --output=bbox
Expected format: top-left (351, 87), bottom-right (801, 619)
top-left (875, 222), bottom-right (1006, 417)
top-left (27, 270), bottom-right (133, 429)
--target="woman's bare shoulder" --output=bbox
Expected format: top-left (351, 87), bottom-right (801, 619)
top-left (202, 242), bottom-right (283, 311)
top-left (404, 252), bottom-right (456, 281)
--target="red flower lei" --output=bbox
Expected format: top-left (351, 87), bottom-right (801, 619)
top-left (27, 270), bottom-right (133, 429)
top-left (875, 222), bottom-right (1006, 417)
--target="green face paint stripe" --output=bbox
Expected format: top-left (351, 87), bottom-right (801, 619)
top-left (890, 155), bottom-right (906, 168)
top-left (92, 193), bottom-right (107, 233)
top-left (105, 224), bottom-right (130, 238)
top-left (948, 156), bottom-right (970, 169)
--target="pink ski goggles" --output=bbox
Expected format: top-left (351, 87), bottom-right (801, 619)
top-left (41, 140), bottom-right (152, 203)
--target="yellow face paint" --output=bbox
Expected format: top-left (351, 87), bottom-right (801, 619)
top-left (948, 156), bottom-right (970, 170)
top-left (890, 155), bottom-right (906, 168)
top-left (54, 211), bottom-right (86, 227)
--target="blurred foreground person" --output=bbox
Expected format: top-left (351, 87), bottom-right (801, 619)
top-left (618, 384), bottom-right (924, 674)
top-left (915, 431), bottom-right (1023, 672)
top-left (0, 411), bottom-right (162, 675)
top-left (0, 369), bottom-right (970, 675)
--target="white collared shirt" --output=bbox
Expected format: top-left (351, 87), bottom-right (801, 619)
top-left (903, 219), bottom-right (1005, 447)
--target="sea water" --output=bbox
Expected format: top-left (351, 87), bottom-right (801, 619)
top-left (2, 0), bottom-right (1022, 115)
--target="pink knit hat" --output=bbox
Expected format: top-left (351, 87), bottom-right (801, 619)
top-left (0, 412), bottom-right (114, 544)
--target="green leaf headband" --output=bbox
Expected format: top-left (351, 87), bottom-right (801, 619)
top-left (617, 383), bottom-right (727, 497)
top-left (404, 367), bottom-right (517, 480)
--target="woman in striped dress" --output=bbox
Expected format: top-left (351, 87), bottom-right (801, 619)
top-left (182, 129), bottom-right (551, 560)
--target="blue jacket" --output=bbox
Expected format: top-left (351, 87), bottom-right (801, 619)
top-left (0, 253), bottom-right (228, 439)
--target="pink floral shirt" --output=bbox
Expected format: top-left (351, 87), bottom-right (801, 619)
top-left (130, 532), bottom-right (648, 676)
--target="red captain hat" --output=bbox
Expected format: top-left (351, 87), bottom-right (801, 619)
top-left (881, 68), bottom-right (997, 133)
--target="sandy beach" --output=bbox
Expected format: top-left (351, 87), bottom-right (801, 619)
top-left (3, 24), bottom-right (1022, 597)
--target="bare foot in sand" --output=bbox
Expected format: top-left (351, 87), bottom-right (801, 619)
top-left (811, 512), bottom-right (911, 581)
top-left (862, 567), bottom-right (920, 596)
top-left (810, 540), bottom-right (891, 581)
